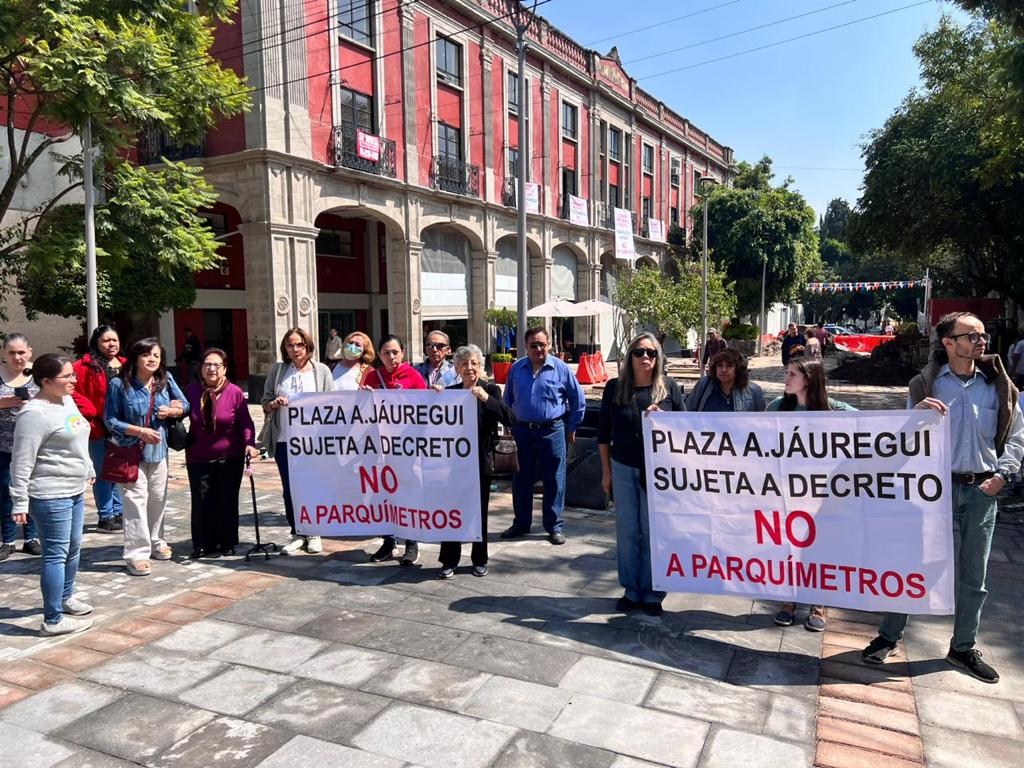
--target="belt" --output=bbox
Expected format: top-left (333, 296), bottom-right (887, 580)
top-left (521, 419), bottom-right (560, 430)
top-left (951, 471), bottom-right (995, 485)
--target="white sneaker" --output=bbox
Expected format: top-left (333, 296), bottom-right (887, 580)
top-left (280, 535), bottom-right (305, 555)
top-left (62, 596), bottom-right (93, 616)
top-left (40, 615), bottom-right (93, 636)
top-left (305, 536), bottom-right (323, 554)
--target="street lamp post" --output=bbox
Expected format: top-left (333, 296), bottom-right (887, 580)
top-left (83, 116), bottom-right (98, 336)
top-left (697, 176), bottom-right (716, 355)
top-left (757, 255), bottom-right (767, 356)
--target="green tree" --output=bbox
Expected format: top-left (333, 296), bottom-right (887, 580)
top-left (851, 17), bottom-right (1024, 305)
top-left (733, 155), bottom-right (775, 191)
top-left (1, 0), bottom-right (249, 319)
top-left (819, 198), bottom-right (852, 242)
top-left (690, 169), bottom-right (819, 317)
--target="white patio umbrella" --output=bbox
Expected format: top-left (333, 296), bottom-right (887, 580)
top-left (527, 298), bottom-right (588, 353)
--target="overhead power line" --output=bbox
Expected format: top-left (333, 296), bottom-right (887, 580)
top-left (587, 0), bottom-right (748, 46)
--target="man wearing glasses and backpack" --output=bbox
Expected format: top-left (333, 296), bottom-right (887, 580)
top-left (862, 312), bottom-right (1024, 683)
top-left (501, 327), bottom-right (585, 545)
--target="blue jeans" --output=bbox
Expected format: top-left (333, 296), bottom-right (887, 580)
top-left (88, 439), bottom-right (122, 521)
top-left (1, 451), bottom-right (37, 544)
top-left (511, 422), bottom-right (566, 534)
top-left (29, 494), bottom-right (85, 624)
top-left (612, 460), bottom-right (665, 604)
top-left (879, 482), bottom-right (998, 652)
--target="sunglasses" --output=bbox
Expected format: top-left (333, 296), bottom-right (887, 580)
top-left (948, 332), bottom-right (990, 345)
top-left (425, 343), bottom-right (449, 350)
top-left (631, 349), bottom-right (658, 359)
top-left (528, 342), bottom-right (547, 350)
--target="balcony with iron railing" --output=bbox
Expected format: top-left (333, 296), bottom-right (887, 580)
top-left (431, 156), bottom-right (480, 198)
top-left (137, 126), bottom-right (205, 165)
top-left (330, 122), bottom-right (397, 178)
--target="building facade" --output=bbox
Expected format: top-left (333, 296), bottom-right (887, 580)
top-left (150, 0), bottom-right (734, 385)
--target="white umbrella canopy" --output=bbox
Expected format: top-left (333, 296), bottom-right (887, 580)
top-left (527, 298), bottom-right (582, 317)
top-left (572, 299), bottom-right (616, 315)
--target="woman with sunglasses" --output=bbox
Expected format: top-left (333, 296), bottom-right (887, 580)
top-left (9, 354), bottom-right (94, 635)
top-left (332, 331), bottom-right (375, 391)
top-left (598, 333), bottom-right (685, 617)
top-left (364, 334), bottom-right (426, 565)
top-left (259, 328), bottom-right (334, 555)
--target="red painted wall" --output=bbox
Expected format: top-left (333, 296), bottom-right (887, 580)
top-left (205, 9), bottom-right (247, 156)
top-left (315, 213), bottom-right (368, 293)
top-left (303, 4), bottom-right (333, 165)
top-left (415, 15), bottom-right (432, 187)
top-left (231, 310), bottom-right (250, 380)
top-left (579, 104), bottom-right (590, 200)
top-left (195, 203), bottom-right (246, 290)
top-left (492, 56), bottom-right (506, 194)
top-left (381, 2), bottom-right (405, 181)
top-left (436, 83), bottom-right (462, 128)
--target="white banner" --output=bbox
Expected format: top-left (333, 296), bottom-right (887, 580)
top-left (614, 207), bottom-right (636, 262)
top-left (525, 182), bottom-right (540, 214)
top-left (569, 194), bottom-right (589, 226)
top-left (283, 391), bottom-right (481, 542)
top-left (643, 410), bottom-right (954, 614)
top-left (356, 129), bottom-right (381, 162)
top-left (647, 218), bottom-right (664, 242)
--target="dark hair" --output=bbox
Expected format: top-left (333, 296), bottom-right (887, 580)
top-left (933, 312), bottom-right (980, 365)
top-left (779, 357), bottom-right (830, 411)
top-left (710, 348), bottom-right (749, 390)
top-left (279, 327), bottom-right (316, 363)
top-left (202, 347), bottom-right (229, 369)
top-left (87, 324), bottom-right (119, 363)
top-left (122, 337), bottom-right (169, 390)
top-left (378, 334), bottom-right (404, 351)
top-left (31, 353), bottom-right (70, 387)
top-left (2, 333), bottom-right (28, 349)
top-left (524, 326), bottom-right (549, 344)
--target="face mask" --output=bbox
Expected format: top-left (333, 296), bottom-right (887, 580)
top-left (343, 343), bottom-right (363, 361)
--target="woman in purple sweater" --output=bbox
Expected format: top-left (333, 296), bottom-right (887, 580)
top-left (185, 348), bottom-right (260, 558)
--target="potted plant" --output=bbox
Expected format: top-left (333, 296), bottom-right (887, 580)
top-left (490, 352), bottom-right (513, 384)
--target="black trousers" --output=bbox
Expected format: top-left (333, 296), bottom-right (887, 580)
top-left (187, 457), bottom-right (244, 551)
top-left (438, 475), bottom-right (491, 568)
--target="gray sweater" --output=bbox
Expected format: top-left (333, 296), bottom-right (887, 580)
top-left (9, 396), bottom-right (94, 515)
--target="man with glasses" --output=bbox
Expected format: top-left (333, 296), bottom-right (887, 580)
top-left (862, 312), bottom-right (1024, 683)
top-left (414, 331), bottom-right (459, 389)
top-left (501, 327), bottom-right (586, 545)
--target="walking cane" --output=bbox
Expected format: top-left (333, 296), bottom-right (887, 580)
top-left (245, 453), bottom-right (279, 561)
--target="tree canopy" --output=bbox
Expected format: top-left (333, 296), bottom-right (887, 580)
top-left (1, 0), bottom-right (249, 319)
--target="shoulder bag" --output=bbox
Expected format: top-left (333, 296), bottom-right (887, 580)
top-left (486, 424), bottom-right (519, 476)
top-left (100, 389), bottom-right (155, 484)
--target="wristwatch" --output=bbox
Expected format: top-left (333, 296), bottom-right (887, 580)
top-left (994, 471), bottom-right (1010, 484)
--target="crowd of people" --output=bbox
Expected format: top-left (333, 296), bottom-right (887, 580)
top-left (1, 311), bottom-right (1021, 685)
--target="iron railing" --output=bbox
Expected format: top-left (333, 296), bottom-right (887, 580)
top-left (137, 126), bottom-right (205, 165)
top-left (330, 123), bottom-right (397, 178)
top-left (430, 156), bottom-right (480, 197)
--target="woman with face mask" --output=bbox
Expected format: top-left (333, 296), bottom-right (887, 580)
top-left (332, 332), bottom-right (376, 391)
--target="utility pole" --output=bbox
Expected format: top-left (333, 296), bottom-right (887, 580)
top-left (507, 0), bottom-right (538, 359)
top-left (697, 176), bottom-right (716, 353)
top-left (83, 116), bottom-right (98, 335)
top-left (757, 255), bottom-right (767, 356)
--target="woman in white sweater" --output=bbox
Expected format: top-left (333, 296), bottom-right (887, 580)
top-left (9, 353), bottom-right (95, 636)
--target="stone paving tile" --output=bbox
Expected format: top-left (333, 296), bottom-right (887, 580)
top-left (0, 721), bottom-right (77, 768)
top-left (256, 734), bottom-right (404, 768)
top-left (914, 687), bottom-right (1024, 739)
top-left (248, 679), bottom-right (391, 743)
top-left (817, 694), bottom-right (920, 736)
top-left (644, 672), bottom-right (770, 733)
top-left (492, 731), bottom-right (616, 768)
top-left (818, 676), bottom-right (917, 713)
top-left (608, 758), bottom-right (671, 768)
top-left (151, 716), bottom-right (293, 768)
top-left (141, 602), bottom-right (210, 625)
top-left (763, 693), bottom-right (817, 744)
top-left (151, 617), bottom-right (250, 655)
top-left (458, 675), bottom-right (571, 732)
top-left (210, 628), bottom-right (329, 673)
top-left (816, 716), bottom-right (923, 762)
top-left (443, 633), bottom-right (581, 686)
top-left (164, 590), bottom-right (237, 612)
top-left (212, 595), bottom-right (333, 633)
top-left (293, 608), bottom-right (397, 645)
top-left (69, 630), bottom-right (147, 656)
top-left (355, 616), bottom-right (473, 661)
top-left (360, 657), bottom-right (491, 711)
top-left (350, 702), bottom-right (517, 768)
top-left (548, 693), bottom-right (709, 768)
top-left (53, 693), bottom-right (216, 763)
top-left (293, 643), bottom-right (402, 688)
top-left (0, 683), bottom-right (29, 709)
top-left (724, 651), bottom-right (819, 700)
top-left (178, 666), bottom-right (295, 716)
top-left (0, 659), bottom-right (70, 691)
top-left (698, 726), bottom-right (811, 768)
top-left (557, 656), bottom-right (656, 705)
top-left (0, 679), bottom-right (124, 734)
top-left (814, 740), bottom-right (922, 768)
top-left (919, 724), bottom-right (1024, 768)
top-left (81, 647), bottom-right (226, 697)
top-left (101, 616), bottom-right (179, 642)
top-left (52, 749), bottom-right (140, 767)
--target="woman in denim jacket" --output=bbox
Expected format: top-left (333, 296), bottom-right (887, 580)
top-left (104, 338), bottom-right (187, 576)
top-left (685, 349), bottom-right (766, 413)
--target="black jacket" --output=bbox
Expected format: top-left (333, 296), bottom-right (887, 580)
top-left (446, 381), bottom-right (515, 475)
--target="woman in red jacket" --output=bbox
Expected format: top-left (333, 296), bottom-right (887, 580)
top-left (72, 325), bottom-right (126, 533)
top-left (363, 334), bottom-right (426, 565)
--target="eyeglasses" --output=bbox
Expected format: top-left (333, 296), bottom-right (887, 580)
top-left (202, 363), bottom-right (224, 370)
top-left (631, 349), bottom-right (658, 359)
top-left (948, 332), bottom-right (990, 345)
top-left (528, 342), bottom-right (547, 350)
top-left (425, 343), bottom-right (449, 350)
top-left (54, 373), bottom-right (77, 380)
top-left (286, 343), bottom-right (307, 350)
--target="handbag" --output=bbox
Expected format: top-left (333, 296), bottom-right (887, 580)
top-left (166, 417), bottom-right (188, 451)
top-left (100, 390), bottom-right (155, 484)
top-left (486, 429), bottom-right (520, 476)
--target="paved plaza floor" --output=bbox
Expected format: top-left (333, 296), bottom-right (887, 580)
top-left (0, 358), bottom-right (1021, 767)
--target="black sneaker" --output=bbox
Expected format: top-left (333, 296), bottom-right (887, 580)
top-left (22, 539), bottom-right (42, 556)
top-left (642, 602), bottom-right (664, 617)
top-left (946, 648), bottom-right (999, 683)
top-left (616, 596), bottom-right (639, 613)
top-left (0, 543), bottom-right (15, 562)
top-left (773, 603), bottom-right (796, 627)
top-left (97, 517), bottom-right (120, 533)
top-left (862, 635), bottom-right (898, 664)
top-left (438, 566), bottom-right (456, 580)
top-left (369, 541), bottom-right (396, 562)
top-left (112, 515), bottom-right (124, 530)
top-left (400, 543), bottom-right (420, 566)
top-left (548, 531), bottom-right (566, 545)
top-left (500, 526), bottom-right (529, 539)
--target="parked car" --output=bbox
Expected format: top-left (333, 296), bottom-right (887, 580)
top-left (823, 324), bottom-right (854, 336)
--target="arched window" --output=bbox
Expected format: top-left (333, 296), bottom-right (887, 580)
top-left (550, 245), bottom-right (578, 300)
top-left (421, 227), bottom-right (470, 316)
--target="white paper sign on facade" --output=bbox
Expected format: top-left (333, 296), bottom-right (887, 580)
top-left (569, 195), bottom-right (589, 226)
top-left (613, 207), bottom-right (636, 262)
top-left (643, 410), bottom-right (954, 614)
top-left (356, 129), bottom-right (381, 162)
top-left (647, 218), bottom-right (664, 242)
top-left (525, 182), bottom-right (540, 214)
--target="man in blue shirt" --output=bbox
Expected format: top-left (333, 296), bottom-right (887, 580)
top-left (502, 327), bottom-right (586, 544)
top-left (863, 312), bottom-right (1024, 684)
top-left (414, 331), bottom-right (459, 389)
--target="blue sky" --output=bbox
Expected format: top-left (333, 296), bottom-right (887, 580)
top-left (541, 0), bottom-right (969, 217)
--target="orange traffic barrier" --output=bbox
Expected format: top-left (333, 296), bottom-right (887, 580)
top-left (576, 354), bottom-right (598, 384)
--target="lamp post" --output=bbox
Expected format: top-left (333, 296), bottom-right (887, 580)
top-left (506, 0), bottom-right (538, 359)
top-left (757, 255), bottom-right (767, 356)
top-left (697, 175), bottom-right (717, 353)
top-left (83, 116), bottom-right (98, 336)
